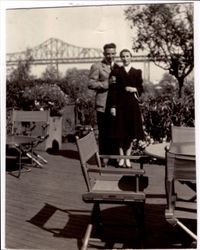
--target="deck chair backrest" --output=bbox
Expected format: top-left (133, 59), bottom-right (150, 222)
top-left (76, 131), bottom-right (99, 165)
top-left (168, 126), bottom-right (196, 181)
top-left (12, 110), bottom-right (50, 123)
top-left (76, 131), bottom-right (100, 191)
top-left (11, 110), bottom-right (50, 135)
top-left (165, 126), bottom-right (197, 242)
top-left (171, 126), bottom-right (195, 143)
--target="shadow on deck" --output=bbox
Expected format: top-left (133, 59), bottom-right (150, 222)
top-left (5, 142), bottom-right (197, 249)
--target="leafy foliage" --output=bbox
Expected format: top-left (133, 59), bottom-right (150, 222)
top-left (140, 74), bottom-right (194, 141)
top-left (6, 50), bottom-right (35, 108)
top-left (7, 49), bottom-right (194, 144)
top-left (7, 49), bottom-right (34, 83)
top-left (75, 97), bottom-right (96, 127)
top-left (125, 3), bottom-right (194, 96)
top-left (41, 64), bottom-right (62, 81)
top-left (60, 68), bottom-right (94, 101)
top-left (22, 83), bottom-right (69, 116)
top-left (59, 68), bottom-right (96, 126)
top-left (7, 56), bottom-right (96, 127)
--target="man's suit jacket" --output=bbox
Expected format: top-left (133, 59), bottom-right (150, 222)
top-left (88, 59), bottom-right (118, 112)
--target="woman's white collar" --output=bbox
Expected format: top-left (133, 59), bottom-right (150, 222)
top-left (124, 64), bottom-right (132, 72)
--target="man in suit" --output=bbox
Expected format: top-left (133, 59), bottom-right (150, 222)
top-left (88, 43), bottom-right (118, 156)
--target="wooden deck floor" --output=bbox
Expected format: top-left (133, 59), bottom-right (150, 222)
top-left (5, 142), bottom-right (197, 249)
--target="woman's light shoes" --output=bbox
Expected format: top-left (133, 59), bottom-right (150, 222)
top-left (118, 159), bottom-right (132, 168)
top-left (125, 159), bottom-right (132, 168)
top-left (118, 159), bottom-right (125, 167)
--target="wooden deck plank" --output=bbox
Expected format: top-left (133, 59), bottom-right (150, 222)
top-left (5, 142), bottom-right (197, 249)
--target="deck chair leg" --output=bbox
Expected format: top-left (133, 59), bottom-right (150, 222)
top-left (130, 202), bottom-right (145, 248)
top-left (26, 153), bottom-right (43, 168)
top-left (32, 151), bottom-right (48, 164)
top-left (81, 224), bottom-right (93, 250)
top-left (92, 203), bottom-right (102, 233)
top-left (14, 146), bottom-right (22, 178)
top-left (176, 220), bottom-right (197, 241)
top-left (81, 203), bottom-right (102, 250)
top-left (131, 202), bottom-right (145, 228)
top-left (17, 148), bottom-right (22, 178)
top-left (8, 147), bottom-right (32, 178)
top-left (166, 179), bottom-right (174, 209)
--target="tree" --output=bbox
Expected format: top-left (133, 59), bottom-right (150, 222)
top-left (7, 49), bottom-right (34, 83)
top-left (62, 68), bottom-right (94, 102)
top-left (41, 64), bottom-right (62, 81)
top-left (61, 68), bottom-right (96, 126)
top-left (158, 73), bottom-right (178, 95)
top-left (6, 49), bottom-right (35, 108)
top-left (125, 3), bottom-right (193, 96)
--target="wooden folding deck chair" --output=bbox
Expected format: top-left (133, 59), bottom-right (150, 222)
top-left (165, 126), bottom-right (197, 242)
top-left (76, 130), bottom-right (148, 250)
top-left (9, 110), bottom-right (50, 170)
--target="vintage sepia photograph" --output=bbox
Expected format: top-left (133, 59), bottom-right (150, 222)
top-left (2, 1), bottom-right (198, 249)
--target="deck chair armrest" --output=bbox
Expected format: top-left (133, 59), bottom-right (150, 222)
top-left (99, 154), bottom-right (148, 161)
top-left (83, 191), bottom-right (146, 202)
top-left (33, 134), bottom-right (49, 147)
top-left (37, 134), bottom-right (49, 141)
top-left (165, 145), bottom-right (170, 152)
top-left (87, 167), bottom-right (145, 175)
top-left (8, 144), bottom-right (23, 154)
top-left (29, 124), bottom-right (36, 131)
top-left (42, 123), bottom-right (50, 129)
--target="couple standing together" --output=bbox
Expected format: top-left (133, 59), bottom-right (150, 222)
top-left (88, 43), bottom-right (144, 168)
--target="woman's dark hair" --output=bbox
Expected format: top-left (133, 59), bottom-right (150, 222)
top-left (120, 49), bottom-right (132, 58)
top-left (103, 43), bottom-right (116, 51)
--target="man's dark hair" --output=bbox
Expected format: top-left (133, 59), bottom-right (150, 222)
top-left (103, 43), bottom-right (116, 51)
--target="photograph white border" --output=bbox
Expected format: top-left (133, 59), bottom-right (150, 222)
top-left (1, 1), bottom-right (199, 249)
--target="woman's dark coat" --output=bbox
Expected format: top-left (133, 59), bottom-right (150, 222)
top-left (106, 66), bottom-right (144, 142)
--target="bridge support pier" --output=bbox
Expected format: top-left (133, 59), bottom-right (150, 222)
top-left (143, 61), bottom-right (150, 83)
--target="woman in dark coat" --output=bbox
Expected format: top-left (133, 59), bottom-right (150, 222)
top-left (109, 49), bottom-right (144, 167)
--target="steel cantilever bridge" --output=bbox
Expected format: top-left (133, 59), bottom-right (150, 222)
top-left (6, 37), bottom-right (151, 80)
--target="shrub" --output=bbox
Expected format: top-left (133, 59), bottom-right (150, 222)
top-left (140, 80), bottom-right (194, 142)
top-left (75, 97), bottom-right (96, 127)
top-left (22, 83), bottom-right (69, 116)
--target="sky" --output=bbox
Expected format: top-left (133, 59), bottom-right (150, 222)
top-left (3, 1), bottom-right (200, 82)
top-left (6, 5), bottom-right (134, 54)
top-left (5, 3), bottom-right (168, 81)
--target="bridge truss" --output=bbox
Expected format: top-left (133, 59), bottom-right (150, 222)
top-left (6, 37), bottom-right (150, 81)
